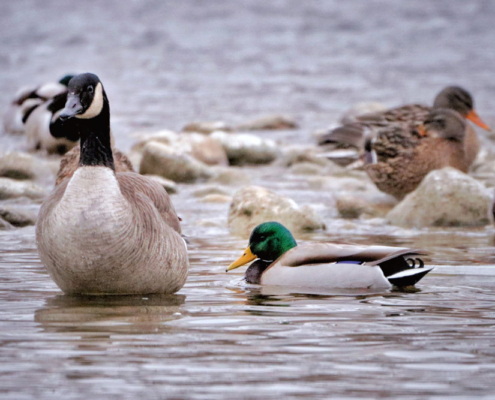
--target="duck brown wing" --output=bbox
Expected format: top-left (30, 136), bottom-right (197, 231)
top-left (117, 172), bottom-right (182, 234)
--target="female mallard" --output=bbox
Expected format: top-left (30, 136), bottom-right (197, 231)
top-left (36, 73), bottom-right (188, 295)
top-left (227, 222), bottom-right (432, 289)
top-left (319, 86), bottom-right (490, 168)
top-left (365, 108), bottom-right (469, 200)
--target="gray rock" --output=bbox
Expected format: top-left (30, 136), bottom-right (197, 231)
top-left (139, 142), bottom-right (212, 183)
top-left (211, 131), bottom-right (279, 165)
top-left (387, 167), bottom-right (493, 228)
top-left (192, 186), bottom-right (230, 198)
top-left (228, 185), bottom-right (325, 237)
top-left (182, 121), bottom-right (232, 134)
top-left (209, 167), bottom-right (252, 186)
top-left (237, 114), bottom-right (298, 130)
top-left (278, 146), bottom-right (331, 167)
top-left (0, 152), bottom-right (36, 180)
top-left (0, 217), bottom-right (13, 230)
top-left (0, 178), bottom-right (47, 201)
top-left (142, 175), bottom-right (178, 194)
top-left (336, 196), bottom-right (376, 219)
top-left (289, 162), bottom-right (324, 175)
top-left (0, 205), bottom-right (37, 227)
top-left (199, 194), bottom-right (232, 203)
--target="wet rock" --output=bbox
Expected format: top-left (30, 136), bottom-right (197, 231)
top-left (0, 217), bottom-right (13, 230)
top-left (179, 133), bottom-right (228, 166)
top-left (139, 142), bottom-right (212, 183)
top-left (278, 146), bottom-right (330, 168)
top-left (211, 131), bottom-right (279, 165)
top-left (199, 194), bottom-right (232, 203)
top-left (387, 168), bottom-right (493, 228)
top-left (237, 114), bottom-right (298, 130)
top-left (192, 186), bottom-right (230, 198)
top-left (143, 175), bottom-right (178, 194)
top-left (340, 101), bottom-right (387, 124)
top-left (131, 130), bottom-right (178, 153)
top-left (0, 178), bottom-right (47, 201)
top-left (132, 131), bottom-right (228, 166)
top-left (0, 205), bottom-right (37, 227)
top-left (209, 167), bottom-right (252, 186)
top-left (228, 185), bottom-right (325, 237)
top-left (182, 121), bottom-right (232, 134)
top-left (0, 152), bottom-right (37, 180)
top-left (289, 162), bottom-right (324, 175)
top-left (336, 196), bottom-right (377, 219)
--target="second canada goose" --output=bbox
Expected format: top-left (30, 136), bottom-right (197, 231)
top-left (36, 73), bottom-right (188, 295)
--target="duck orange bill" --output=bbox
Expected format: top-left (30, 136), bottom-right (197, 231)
top-left (227, 247), bottom-right (257, 272)
top-left (417, 124), bottom-right (426, 136)
top-left (466, 110), bottom-right (491, 131)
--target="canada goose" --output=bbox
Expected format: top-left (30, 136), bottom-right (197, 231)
top-left (364, 108), bottom-right (469, 199)
top-left (3, 78), bottom-right (70, 134)
top-left (319, 86), bottom-right (490, 168)
top-left (36, 73), bottom-right (188, 295)
top-left (227, 222), bottom-right (432, 289)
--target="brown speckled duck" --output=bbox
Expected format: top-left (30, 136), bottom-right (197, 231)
top-left (36, 73), bottom-right (188, 295)
top-left (364, 108), bottom-right (469, 199)
top-left (319, 86), bottom-right (490, 168)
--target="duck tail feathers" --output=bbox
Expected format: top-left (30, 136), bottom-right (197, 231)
top-left (387, 267), bottom-right (434, 287)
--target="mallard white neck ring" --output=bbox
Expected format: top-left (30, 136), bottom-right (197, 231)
top-left (76, 82), bottom-right (104, 119)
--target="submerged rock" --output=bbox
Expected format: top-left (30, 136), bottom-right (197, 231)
top-left (387, 168), bottom-right (493, 228)
top-left (228, 185), bottom-right (325, 237)
top-left (211, 131), bottom-right (279, 165)
top-left (139, 142), bottom-right (212, 183)
top-left (336, 196), bottom-right (377, 219)
top-left (237, 114), bottom-right (298, 130)
top-left (182, 121), bottom-right (232, 134)
top-left (192, 186), bottom-right (230, 198)
top-left (278, 146), bottom-right (331, 168)
top-left (0, 178), bottom-right (47, 201)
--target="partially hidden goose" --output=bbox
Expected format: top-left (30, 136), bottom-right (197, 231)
top-left (319, 86), bottom-right (490, 169)
top-left (227, 222), bottom-right (432, 289)
top-left (364, 108), bottom-right (469, 199)
top-left (3, 75), bottom-right (72, 134)
top-left (36, 73), bottom-right (188, 295)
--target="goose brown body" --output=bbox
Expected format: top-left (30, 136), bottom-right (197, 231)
top-left (55, 145), bottom-right (134, 185)
top-left (36, 73), bottom-right (188, 295)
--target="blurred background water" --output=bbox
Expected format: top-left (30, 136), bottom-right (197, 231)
top-left (2, 1), bottom-right (495, 398)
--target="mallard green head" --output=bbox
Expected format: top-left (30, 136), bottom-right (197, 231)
top-left (227, 221), bottom-right (297, 272)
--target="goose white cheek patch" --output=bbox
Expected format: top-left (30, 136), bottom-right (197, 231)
top-left (76, 82), bottom-right (103, 119)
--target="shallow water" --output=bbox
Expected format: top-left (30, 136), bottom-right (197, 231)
top-left (2, 1), bottom-right (495, 399)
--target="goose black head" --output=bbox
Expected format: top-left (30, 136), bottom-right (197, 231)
top-left (60, 73), bottom-right (106, 121)
top-left (423, 108), bottom-right (467, 142)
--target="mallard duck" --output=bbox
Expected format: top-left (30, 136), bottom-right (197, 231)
top-left (227, 222), bottom-right (432, 289)
top-left (319, 86), bottom-right (490, 168)
top-left (364, 108), bottom-right (468, 199)
top-left (36, 73), bottom-right (188, 295)
top-left (3, 75), bottom-right (74, 135)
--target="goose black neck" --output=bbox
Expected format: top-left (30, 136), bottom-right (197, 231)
top-left (78, 99), bottom-right (114, 170)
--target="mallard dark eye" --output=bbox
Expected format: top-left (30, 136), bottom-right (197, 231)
top-left (259, 236), bottom-right (266, 241)
top-left (87, 85), bottom-right (94, 93)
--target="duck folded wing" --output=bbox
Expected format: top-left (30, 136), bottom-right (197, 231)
top-left (272, 243), bottom-right (425, 269)
top-left (117, 172), bottom-right (182, 234)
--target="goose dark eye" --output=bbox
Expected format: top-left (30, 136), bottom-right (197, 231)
top-left (87, 85), bottom-right (94, 93)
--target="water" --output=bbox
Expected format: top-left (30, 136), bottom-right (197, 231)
top-left (2, 1), bottom-right (495, 398)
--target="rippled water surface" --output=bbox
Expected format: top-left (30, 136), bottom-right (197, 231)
top-left (2, 1), bottom-right (495, 399)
